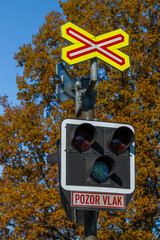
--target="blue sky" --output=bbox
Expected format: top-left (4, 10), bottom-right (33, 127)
top-left (0, 0), bottom-right (64, 112)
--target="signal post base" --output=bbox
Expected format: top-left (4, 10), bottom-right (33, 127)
top-left (84, 210), bottom-right (97, 240)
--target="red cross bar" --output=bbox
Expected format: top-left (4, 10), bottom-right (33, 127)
top-left (66, 27), bottom-right (125, 66)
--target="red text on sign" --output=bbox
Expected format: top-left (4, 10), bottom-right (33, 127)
top-left (72, 192), bottom-right (125, 209)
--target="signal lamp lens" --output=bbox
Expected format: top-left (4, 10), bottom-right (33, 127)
top-left (109, 127), bottom-right (133, 153)
top-left (109, 137), bottom-right (128, 153)
top-left (72, 130), bottom-right (91, 150)
top-left (72, 123), bottom-right (97, 151)
top-left (91, 159), bottom-right (110, 183)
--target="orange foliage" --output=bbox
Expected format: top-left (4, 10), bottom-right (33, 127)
top-left (0, 1), bottom-right (159, 239)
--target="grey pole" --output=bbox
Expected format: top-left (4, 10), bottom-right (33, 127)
top-left (84, 210), bottom-right (97, 240)
top-left (86, 58), bottom-right (98, 96)
top-left (80, 58), bottom-right (98, 240)
top-left (81, 76), bottom-right (95, 120)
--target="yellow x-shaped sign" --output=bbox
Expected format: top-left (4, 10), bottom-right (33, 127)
top-left (61, 22), bottom-right (130, 71)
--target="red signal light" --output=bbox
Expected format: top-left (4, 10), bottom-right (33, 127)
top-left (72, 130), bottom-right (91, 150)
top-left (108, 127), bottom-right (134, 153)
top-left (71, 123), bottom-right (97, 151)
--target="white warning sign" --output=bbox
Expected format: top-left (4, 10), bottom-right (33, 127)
top-left (72, 192), bottom-right (125, 209)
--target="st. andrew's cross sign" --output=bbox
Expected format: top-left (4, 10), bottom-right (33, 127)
top-left (61, 22), bottom-right (130, 71)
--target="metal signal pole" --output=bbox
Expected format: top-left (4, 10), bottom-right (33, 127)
top-left (80, 58), bottom-right (98, 240)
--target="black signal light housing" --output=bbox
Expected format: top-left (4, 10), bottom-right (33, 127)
top-left (61, 119), bottom-right (135, 210)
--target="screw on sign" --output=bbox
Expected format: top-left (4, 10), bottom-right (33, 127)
top-left (61, 22), bottom-right (130, 71)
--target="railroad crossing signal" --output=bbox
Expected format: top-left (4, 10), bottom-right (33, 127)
top-left (48, 21), bottom-right (134, 236)
top-left (61, 22), bottom-right (130, 71)
top-left (61, 119), bottom-right (135, 210)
